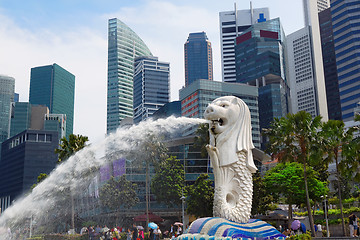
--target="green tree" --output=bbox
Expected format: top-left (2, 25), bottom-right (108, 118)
top-left (251, 172), bottom-right (275, 216)
top-left (55, 134), bottom-right (89, 163)
top-left (263, 111), bottom-right (323, 237)
top-left (193, 123), bottom-right (209, 158)
top-left (321, 120), bottom-right (356, 235)
top-left (31, 173), bottom-right (48, 190)
top-left (54, 133), bottom-right (89, 231)
top-left (264, 162), bottom-right (328, 224)
top-left (151, 156), bottom-right (185, 207)
top-left (99, 175), bottom-right (139, 224)
top-left (186, 174), bottom-right (214, 218)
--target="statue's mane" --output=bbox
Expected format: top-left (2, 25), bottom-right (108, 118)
top-left (209, 96), bottom-right (257, 173)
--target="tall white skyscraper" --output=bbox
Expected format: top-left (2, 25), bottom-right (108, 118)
top-left (286, 0), bottom-right (329, 120)
top-left (219, 5), bottom-right (270, 82)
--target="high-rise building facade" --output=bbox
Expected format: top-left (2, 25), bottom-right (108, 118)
top-left (0, 129), bottom-right (59, 211)
top-left (219, 5), bottom-right (270, 82)
top-left (133, 56), bottom-right (170, 124)
top-left (234, 18), bottom-right (289, 149)
top-left (107, 18), bottom-right (152, 133)
top-left (0, 75), bottom-right (15, 144)
top-left (331, 0), bottom-right (360, 121)
top-left (319, 8), bottom-right (342, 120)
top-left (184, 32), bottom-right (213, 87)
top-left (286, 0), bottom-right (329, 120)
top-left (10, 102), bottom-right (32, 138)
top-left (29, 63), bottom-right (74, 138)
top-left (179, 79), bottom-right (260, 149)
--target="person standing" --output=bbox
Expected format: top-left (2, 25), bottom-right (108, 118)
top-left (132, 223), bottom-right (138, 240)
top-left (349, 213), bottom-right (357, 237)
top-left (153, 227), bottom-right (161, 240)
top-left (354, 215), bottom-right (359, 237)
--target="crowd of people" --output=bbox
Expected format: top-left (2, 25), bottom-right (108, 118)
top-left (79, 222), bottom-right (184, 240)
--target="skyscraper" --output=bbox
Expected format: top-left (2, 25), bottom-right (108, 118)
top-left (133, 56), bottom-right (170, 124)
top-left (219, 5), bottom-right (270, 82)
top-left (107, 18), bottom-right (152, 133)
top-left (0, 75), bottom-right (15, 157)
top-left (286, 0), bottom-right (329, 120)
top-left (331, 0), bottom-right (360, 121)
top-left (29, 63), bottom-right (75, 138)
top-left (234, 18), bottom-right (289, 149)
top-left (319, 8), bottom-right (342, 120)
top-left (184, 32), bottom-right (213, 87)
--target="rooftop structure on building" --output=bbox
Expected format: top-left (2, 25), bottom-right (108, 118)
top-left (219, 4), bottom-right (269, 82)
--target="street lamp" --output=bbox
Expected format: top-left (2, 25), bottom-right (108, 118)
top-left (181, 195), bottom-right (186, 229)
top-left (321, 195), bottom-right (329, 237)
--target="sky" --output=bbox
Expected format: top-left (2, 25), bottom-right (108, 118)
top-left (0, 0), bottom-right (305, 144)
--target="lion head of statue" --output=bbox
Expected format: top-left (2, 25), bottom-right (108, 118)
top-left (204, 96), bottom-right (257, 172)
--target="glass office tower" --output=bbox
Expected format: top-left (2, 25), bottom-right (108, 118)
top-left (331, 0), bottom-right (360, 121)
top-left (0, 75), bottom-right (15, 160)
top-left (29, 63), bottom-right (75, 138)
top-left (107, 18), bottom-right (152, 133)
top-left (184, 32), bottom-right (213, 87)
top-left (234, 18), bottom-right (289, 149)
top-left (133, 56), bottom-right (170, 124)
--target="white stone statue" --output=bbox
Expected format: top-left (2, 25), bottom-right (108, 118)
top-left (204, 96), bottom-right (257, 223)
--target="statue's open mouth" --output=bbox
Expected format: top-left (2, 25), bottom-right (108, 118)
top-left (211, 118), bottom-right (224, 126)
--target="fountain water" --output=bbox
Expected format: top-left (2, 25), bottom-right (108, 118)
top-left (0, 116), bottom-right (206, 239)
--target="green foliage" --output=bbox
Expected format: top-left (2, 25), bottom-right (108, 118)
top-left (251, 171), bottom-right (275, 215)
top-left (81, 220), bottom-right (97, 227)
top-left (264, 162), bottom-right (328, 206)
top-left (99, 175), bottom-right (139, 210)
top-left (193, 123), bottom-right (209, 158)
top-left (287, 233), bottom-right (312, 240)
top-left (31, 173), bottom-right (48, 190)
top-left (151, 156), bottom-right (185, 207)
top-left (186, 174), bottom-right (214, 218)
top-left (55, 134), bottom-right (89, 162)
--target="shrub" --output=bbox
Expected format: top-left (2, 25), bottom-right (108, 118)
top-left (287, 233), bottom-right (312, 240)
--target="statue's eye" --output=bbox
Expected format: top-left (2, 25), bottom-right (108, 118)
top-left (221, 104), bottom-right (227, 108)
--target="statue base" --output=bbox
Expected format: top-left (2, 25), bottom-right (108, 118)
top-left (178, 217), bottom-right (285, 240)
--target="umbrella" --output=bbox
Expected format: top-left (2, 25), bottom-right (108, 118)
top-left (174, 222), bottom-right (183, 226)
top-left (137, 226), bottom-right (144, 230)
top-left (148, 222), bottom-right (158, 229)
top-left (101, 227), bottom-right (110, 232)
top-left (291, 220), bottom-right (301, 230)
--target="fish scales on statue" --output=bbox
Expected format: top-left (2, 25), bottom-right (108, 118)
top-left (204, 96), bottom-right (257, 223)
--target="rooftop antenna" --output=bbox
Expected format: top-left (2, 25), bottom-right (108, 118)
top-left (250, 1), bottom-right (253, 24)
top-left (234, 2), bottom-right (238, 36)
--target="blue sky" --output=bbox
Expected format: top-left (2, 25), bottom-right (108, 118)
top-left (0, 0), bottom-right (304, 143)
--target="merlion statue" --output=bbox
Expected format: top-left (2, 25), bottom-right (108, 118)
top-left (204, 96), bottom-right (257, 223)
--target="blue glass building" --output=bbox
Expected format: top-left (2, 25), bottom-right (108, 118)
top-left (234, 18), bottom-right (289, 148)
top-left (29, 63), bottom-right (74, 138)
top-left (319, 8), bottom-right (342, 120)
top-left (184, 32), bottom-right (213, 87)
top-left (133, 56), bottom-right (170, 124)
top-left (331, 0), bottom-right (360, 121)
top-left (0, 129), bottom-right (59, 212)
top-left (107, 18), bottom-right (153, 132)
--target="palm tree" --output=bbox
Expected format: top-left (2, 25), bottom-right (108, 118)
top-left (321, 120), bottom-right (355, 235)
top-left (263, 111), bottom-right (322, 237)
top-left (54, 134), bottom-right (89, 231)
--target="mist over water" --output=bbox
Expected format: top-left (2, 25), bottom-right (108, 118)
top-left (0, 116), bottom-right (206, 238)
